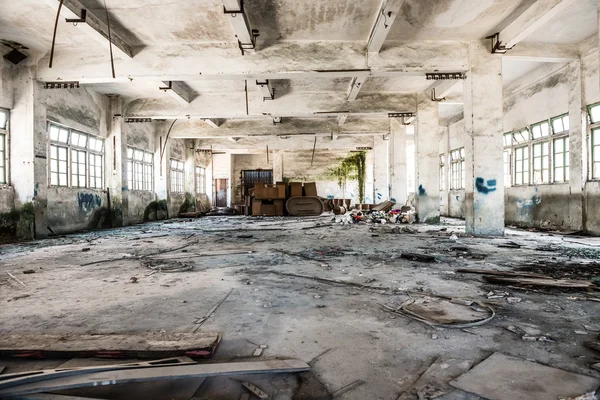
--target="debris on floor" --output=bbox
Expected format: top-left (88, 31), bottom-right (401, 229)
top-left (397, 357), bottom-right (474, 400)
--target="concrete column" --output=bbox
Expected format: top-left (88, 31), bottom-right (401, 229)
top-left (108, 97), bottom-right (125, 226)
top-left (372, 135), bottom-right (389, 203)
top-left (389, 119), bottom-right (407, 206)
top-left (183, 139), bottom-right (196, 211)
top-left (272, 150), bottom-right (283, 182)
top-left (463, 40), bottom-right (504, 235)
top-left (567, 59), bottom-right (584, 230)
top-left (364, 149), bottom-right (374, 204)
top-left (415, 93), bottom-right (440, 223)
top-left (155, 122), bottom-right (169, 202)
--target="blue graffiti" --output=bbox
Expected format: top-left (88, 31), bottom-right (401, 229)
top-left (390, 197), bottom-right (396, 202)
top-left (475, 177), bottom-right (496, 194)
top-left (77, 192), bottom-right (102, 212)
top-left (377, 192), bottom-right (382, 200)
top-left (418, 185), bottom-right (426, 196)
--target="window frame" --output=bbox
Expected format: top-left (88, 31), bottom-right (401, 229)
top-left (0, 108), bottom-right (9, 185)
top-left (591, 128), bottom-right (600, 180)
top-left (450, 148), bottom-right (465, 190)
top-left (126, 147), bottom-right (154, 191)
top-left (587, 102), bottom-right (600, 125)
top-left (439, 154), bottom-right (445, 191)
top-left (196, 165), bottom-right (206, 195)
top-left (48, 122), bottom-right (104, 189)
top-left (513, 145), bottom-right (529, 186)
top-left (170, 159), bottom-right (185, 193)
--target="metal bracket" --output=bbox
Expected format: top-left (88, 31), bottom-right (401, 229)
top-left (431, 88), bottom-right (445, 102)
top-left (65, 9), bottom-right (87, 24)
top-left (263, 88), bottom-right (275, 101)
top-left (388, 112), bottom-right (414, 119)
top-left (159, 81), bottom-right (172, 91)
top-left (485, 32), bottom-right (512, 54)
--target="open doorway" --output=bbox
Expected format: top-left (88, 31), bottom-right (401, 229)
top-left (214, 178), bottom-right (228, 207)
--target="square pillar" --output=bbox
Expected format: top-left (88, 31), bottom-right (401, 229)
top-left (108, 96), bottom-right (124, 226)
top-left (272, 150), bottom-right (284, 182)
top-left (373, 135), bottom-right (389, 203)
top-left (463, 40), bottom-right (504, 235)
top-left (567, 60), bottom-right (584, 230)
top-left (155, 122), bottom-right (169, 202)
top-left (389, 119), bottom-right (408, 206)
top-left (415, 93), bottom-right (440, 223)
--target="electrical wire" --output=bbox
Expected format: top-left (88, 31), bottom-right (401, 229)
top-left (49, 0), bottom-right (65, 68)
top-left (103, 0), bottom-right (115, 78)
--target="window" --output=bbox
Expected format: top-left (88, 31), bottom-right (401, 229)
top-left (514, 146), bottom-right (529, 185)
top-left (503, 132), bottom-right (512, 147)
top-left (531, 121), bottom-right (550, 140)
top-left (531, 142), bottom-right (549, 184)
top-left (588, 103), bottom-right (600, 124)
top-left (196, 166), bottom-right (206, 194)
top-left (450, 148), bottom-right (464, 189)
top-left (592, 129), bottom-right (600, 180)
top-left (48, 123), bottom-right (104, 188)
top-left (553, 137), bottom-right (569, 182)
top-left (512, 128), bottom-right (529, 144)
top-left (551, 114), bottom-right (569, 134)
top-left (0, 109), bottom-right (8, 184)
top-left (503, 149), bottom-right (511, 187)
top-left (439, 154), bottom-right (445, 191)
top-left (170, 159), bottom-right (184, 193)
top-left (127, 147), bottom-right (154, 191)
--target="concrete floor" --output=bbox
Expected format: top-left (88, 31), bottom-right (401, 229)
top-left (1, 216), bottom-right (599, 399)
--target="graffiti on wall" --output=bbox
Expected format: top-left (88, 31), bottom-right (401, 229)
top-left (77, 192), bottom-right (102, 213)
top-left (475, 178), bottom-right (497, 194)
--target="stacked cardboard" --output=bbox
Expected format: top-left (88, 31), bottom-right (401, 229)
top-left (252, 182), bottom-right (286, 216)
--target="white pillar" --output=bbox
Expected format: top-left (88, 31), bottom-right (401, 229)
top-left (389, 119), bottom-right (407, 206)
top-left (108, 97), bottom-right (125, 226)
top-left (373, 135), bottom-right (389, 203)
top-left (272, 150), bottom-right (284, 182)
top-left (155, 122), bottom-right (169, 202)
top-left (463, 40), bottom-right (504, 235)
top-left (415, 93), bottom-right (440, 223)
top-left (364, 149), bottom-right (374, 204)
top-left (568, 60), bottom-right (584, 230)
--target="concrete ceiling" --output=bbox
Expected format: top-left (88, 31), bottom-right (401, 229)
top-left (0, 0), bottom-right (596, 143)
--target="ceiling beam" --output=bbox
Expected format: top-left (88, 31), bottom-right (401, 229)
top-left (346, 76), bottom-right (366, 101)
top-left (202, 119), bottom-right (221, 128)
top-left (222, 0), bottom-right (256, 52)
top-left (367, 0), bottom-right (405, 54)
top-left (499, 0), bottom-right (577, 49)
top-left (337, 114), bottom-right (349, 125)
top-left (160, 81), bottom-right (194, 104)
top-left (430, 79), bottom-right (462, 100)
top-left (256, 80), bottom-right (274, 100)
top-left (43, 0), bottom-right (134, 59)
top-left (502, 42), bottom-right (579, 63)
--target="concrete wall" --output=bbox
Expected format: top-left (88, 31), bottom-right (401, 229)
top-left (232, 154), bottom-right (272, 203)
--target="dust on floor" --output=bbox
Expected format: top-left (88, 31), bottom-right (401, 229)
top-left (0, 216), bottom-right (599, 399)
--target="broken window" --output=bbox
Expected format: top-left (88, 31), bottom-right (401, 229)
top-left (170, 159), bottom-right (185, 193)
top-left (514, 146), bottom-right (529, 186)
top-left (592, 128), bottom-right (600, 180)
top-left (512, 128), bottom-right (529, 144)
top-left (450, 148), bottom-right (464, 189)
top-left (439, 154), bottom-right (445, 191)
top-left (48, 123), bottom-right (104, 188)
top-left (588, 103), bottom-right (600, 124)
top-left (553, 137), bottom-right (569, 183)
top-left (196, 166), bottom-right (206, 194)
top-left (551, 114), bottom-right (569, 134)
top-left (503, 149), bottom-right (511, 187)
top-left (0, 109), bottom-right (8, 184)
top-left (126, 147), bottom-right (153, 191)
top-left (531, 142), bottom-right (549, 184)
top-left (531, 121), bottom-right (550, 140)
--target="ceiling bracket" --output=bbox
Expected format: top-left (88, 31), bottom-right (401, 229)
top-left (431, 88), bottom-right (446, 102)
top-left (159, 81), bottom-right (173, 91)
top-left (65, 8), bottom-right (87, 24)
top-left (485, 32), bottom-right (513, 54)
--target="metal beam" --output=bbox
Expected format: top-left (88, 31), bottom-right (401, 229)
top-left (347, 76), bottom-right (366, 101)
top-left (499, 0), bottom-right (577, 49)
top-left (367, 0), bottom-right (405, 54)
top-left (222, 0), bottom-right (256, 52)
top-left (160, 81), bottom-right (194, 104)
top-left (44, 0), bottom-right (134, 58)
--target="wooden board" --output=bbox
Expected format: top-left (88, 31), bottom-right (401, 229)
top-left (455, 268), bottom-right (549, 279)
top-left (0, 332), bottom-right (221, 359)
top-left (483, 275), bottom-right (595, 289)
top-left (450, 353), bottom-right (599, 400)
top-left (398, 357), bottom-right (473, 400)
top-left (0, 359), bottom-right (311, 397)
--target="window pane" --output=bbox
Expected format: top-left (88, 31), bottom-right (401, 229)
top-left (58, 174), bottom-right (67, 186)
top-left (51, 172), bottom-right (58, 186)
top-left (58, 128), bottom-right (69, 143)
top-left (134, 150), bottom-right (143, 160)
top-left (144, 152), bottom-right (153, 163)
top-left (78, 133), bottom-right (87, 147)
top-left (0, 110), bottom-right (7, 130)
top-left (562, 116), bottom-right (569, 131)
top-left (540, 122), bottom-right (549, 137)
top-left (127, 147), bottom-right (133, 158)
top-left (503, 133), bottom-right (512, 146)
top-left (50, 125), bottom-right (60, 141)
top-left (590, 104), bottom-right (600, 123)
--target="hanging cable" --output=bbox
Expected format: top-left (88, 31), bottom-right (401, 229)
top-left (49, 0), bottom-right (65, 68)
top-left (160, 119), bottom-right (178, 165)
top-left (103, 0), bottom-right (116, 78)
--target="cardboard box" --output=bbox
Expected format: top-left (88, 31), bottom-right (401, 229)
top-left (304, 182), bottom-right (317, 197)
top-left (289, 182), bottom-right (303, 197)
top-left (252, 199), bottom-right (284, 216)
top-left (252, 199), bottom-right (263, 216)
top-left (254, 183), bottom-right (286, 200)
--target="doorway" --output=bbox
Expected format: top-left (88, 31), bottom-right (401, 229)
top-left (214, 178), bottom-right (228, 207)
top-left (241, 169), bottom-right (273, 200)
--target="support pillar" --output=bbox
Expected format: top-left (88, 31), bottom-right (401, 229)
top-left (155, 122), bottom-right (169, 203)
top-left (184, 139), bottom-right (196, 212)
top-left (415, 94), bottom-right (440, 223)
top-left (372, 135), bottom-right (389, 203)
top-left (568, 59), bottom-right (584, 230)
top-left (108, 96), bottom-right (125, 226)
top-left (272, 150), bottom-right (283, 182)
top-left (389, 119), bottom-right (408, 206)
top-left (463, 40), bottom-right (504, 235)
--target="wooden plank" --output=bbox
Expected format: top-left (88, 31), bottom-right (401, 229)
top-left (0, 332), bottom-right (221, 359)
top-left (0, 359), bottom-right (310, 397)
top-left (455, 268), bottom-right (549, 279)
top-left (450, 353), bottom-right (599, 400)
top-left (483, 276), bottom-right (595, 289)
